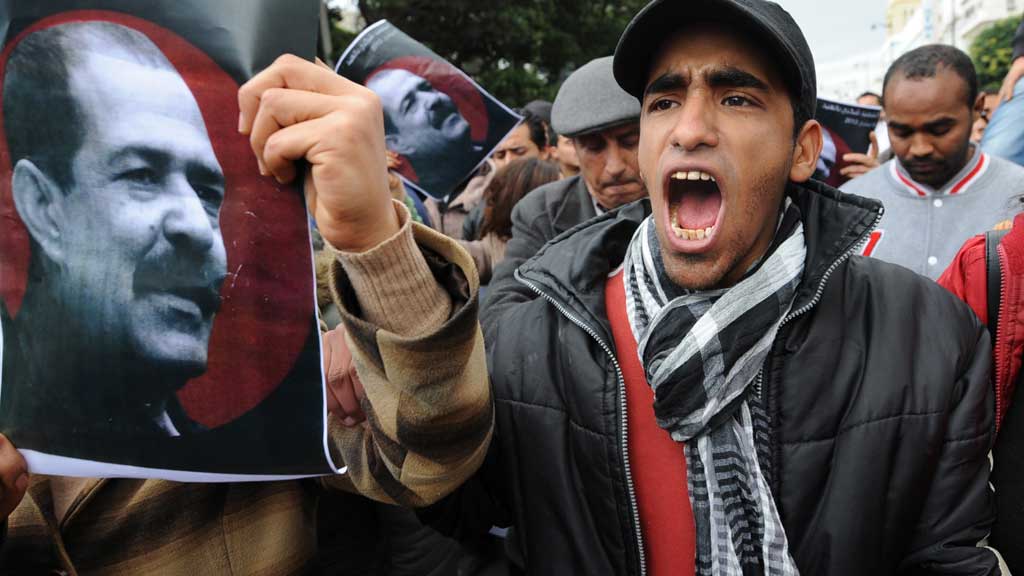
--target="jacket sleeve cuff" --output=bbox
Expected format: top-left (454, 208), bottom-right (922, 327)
top-left (325, 200), bottom-right (452, 338)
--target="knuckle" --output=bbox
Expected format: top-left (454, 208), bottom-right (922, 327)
top-left (356, 89), bottom-right (382, 115)
top-left (261, 87), bottom-right (285, 108)
top-left (274, 53), bottom-right (302, 68)
top-left (263, 132), bottom-right (284, 158)
top-left (237, 83), bottom-right (253, 102)
top-left (249, 132), bottom-right (264, 155)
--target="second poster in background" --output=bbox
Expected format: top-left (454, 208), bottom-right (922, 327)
top-left (337, 20), bottom-right (522, 201)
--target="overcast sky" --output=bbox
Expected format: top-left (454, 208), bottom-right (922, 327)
top-left (329, 0), bottom-right (891, 67)
top-left (778, 0), bottom-right (890, 65)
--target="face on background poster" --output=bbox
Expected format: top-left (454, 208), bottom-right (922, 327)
top-left (336, 20), bottom-right (522, 202)
top-left (0, 1), bottom-right (341, 481)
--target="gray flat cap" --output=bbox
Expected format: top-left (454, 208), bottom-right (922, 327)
top-left (552, 56), bottom-right (640, 138)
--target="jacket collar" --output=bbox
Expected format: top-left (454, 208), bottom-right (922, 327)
top-left (516, 179), bottom-right (882, 339)
top-left (888, 145), bottom-right (989, 198)
top-left (550, 175), bottom-right (598, 232)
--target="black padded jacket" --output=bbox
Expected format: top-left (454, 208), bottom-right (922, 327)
top-left (427, 180), bottom-right (999, 575)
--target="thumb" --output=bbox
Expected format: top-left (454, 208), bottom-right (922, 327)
top-left (868, 131), bottom-right (879, 159)
top-left (0, 436), bottom-right (28, 520)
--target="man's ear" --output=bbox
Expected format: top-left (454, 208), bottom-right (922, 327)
top-left (11, 159), bottom-right (66, 263)
top-left (790, 120), bottom-right (824, 183)
top-left (973, 91), bottom-right (987, 122)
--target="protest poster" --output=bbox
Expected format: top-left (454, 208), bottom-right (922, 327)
top-left (336, 20), bottom-right (522, 201)
top-left (814, 97), bottom-right (882, 188)
top-left (0, 1), bottom-right (342, 481)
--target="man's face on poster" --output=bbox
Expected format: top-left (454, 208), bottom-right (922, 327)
top-left (368, 68), bottom-right (471, 161)
top-left (51, 49), bottom-right (227, 380)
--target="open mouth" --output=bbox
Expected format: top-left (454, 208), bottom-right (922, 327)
top-left (667, 170), bottom-right (723, 244)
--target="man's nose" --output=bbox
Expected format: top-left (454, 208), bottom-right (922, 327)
top-left (162, 175), bottom-right (220, 255)
top-left (605, 144), bottom-right (628, 178)
top-left (669, 93), bottom-right (719, 152)
top-left (908, 134), bottom-right (935, 158)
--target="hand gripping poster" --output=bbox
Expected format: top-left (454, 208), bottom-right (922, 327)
top-left (0, 1), bottom-right (342, 481)
top-left (336, 20), bottom-right (522, 201)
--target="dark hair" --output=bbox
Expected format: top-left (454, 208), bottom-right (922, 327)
top-left (522, 100), bottom-right (558, 145)
top-left (4, 22), bottom-right (173, 191)
top-left (479, 158), bottom-right (559, 240)
top-left (515, 109), bottom-right (553, 151)
top-left (857, 91), bottom-right (882, 104)
top-left (882, 44), bottom-right (978, 108)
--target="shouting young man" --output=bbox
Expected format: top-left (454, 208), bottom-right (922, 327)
top-left (479, 3), bottom-right (998, 572)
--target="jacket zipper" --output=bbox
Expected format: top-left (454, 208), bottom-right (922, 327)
top-left (994, 243), bottom-right (1010, 431)
top-left (753, 208), bottom-right (884, 399)
top-left (511, 206), bottom-right (881, 574)
top-left (514, 270), bottom-right (648, 576)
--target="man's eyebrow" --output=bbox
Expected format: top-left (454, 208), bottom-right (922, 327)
top-left (106, 145), bottom-right (170, 168)
top-left (705, 66), bottom-right (770, 91)
top-left (643, 67), bottom-right (771, 99)
top-left (107, 145), bottom-right (224, 183)
top-left (923, 117), bottom-right (957, 130)
top-left (887, 117), bottom-right (957, 132)
top-left (644, 72), bottom-right (687, 99)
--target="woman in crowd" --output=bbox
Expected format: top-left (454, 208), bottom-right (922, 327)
top-left (459, 157), bottom-right (559, 283)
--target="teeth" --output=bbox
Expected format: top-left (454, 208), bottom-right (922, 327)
top-left (669, 220), bottom-right (716, 241)
top-left (670, 170), bottom-right (716, 182)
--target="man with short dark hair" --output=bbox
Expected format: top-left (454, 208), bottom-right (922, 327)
top-left (842, 44), bottom-right (1024, 279)
top-left (461, 110), bottom-right (552, 241)
top-left (473, 13), bottom-right (997, 572)
top-left (858, 90), bottom-right (882, 107)
top-left (1, 21), bottom-right (226, 439)
top-left (491, 109), bottom-right (551, 170)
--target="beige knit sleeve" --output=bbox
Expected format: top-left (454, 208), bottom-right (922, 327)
top-left (324, 200), bottom-right (451, 337)
top-left (319, 200), bottom-right (492, 507)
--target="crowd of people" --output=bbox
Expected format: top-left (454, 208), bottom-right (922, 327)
top-left (8, 0), bottom-right (1024, 573)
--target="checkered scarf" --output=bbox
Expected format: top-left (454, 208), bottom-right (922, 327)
top-left (623, 207), bottom-right (804, 576)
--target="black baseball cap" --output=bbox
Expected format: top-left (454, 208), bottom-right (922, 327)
top-left (613, 0), bottom-right (816, 126)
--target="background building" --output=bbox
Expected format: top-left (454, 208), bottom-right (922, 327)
top-left (818, 0), bottom-right (1019, 101)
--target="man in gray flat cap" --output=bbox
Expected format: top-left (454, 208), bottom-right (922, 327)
top-left (483, 56), bottom-right (646, 307)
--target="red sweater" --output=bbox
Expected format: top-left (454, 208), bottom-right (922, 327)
top-left (606, 270), bottom-right (696, 576)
